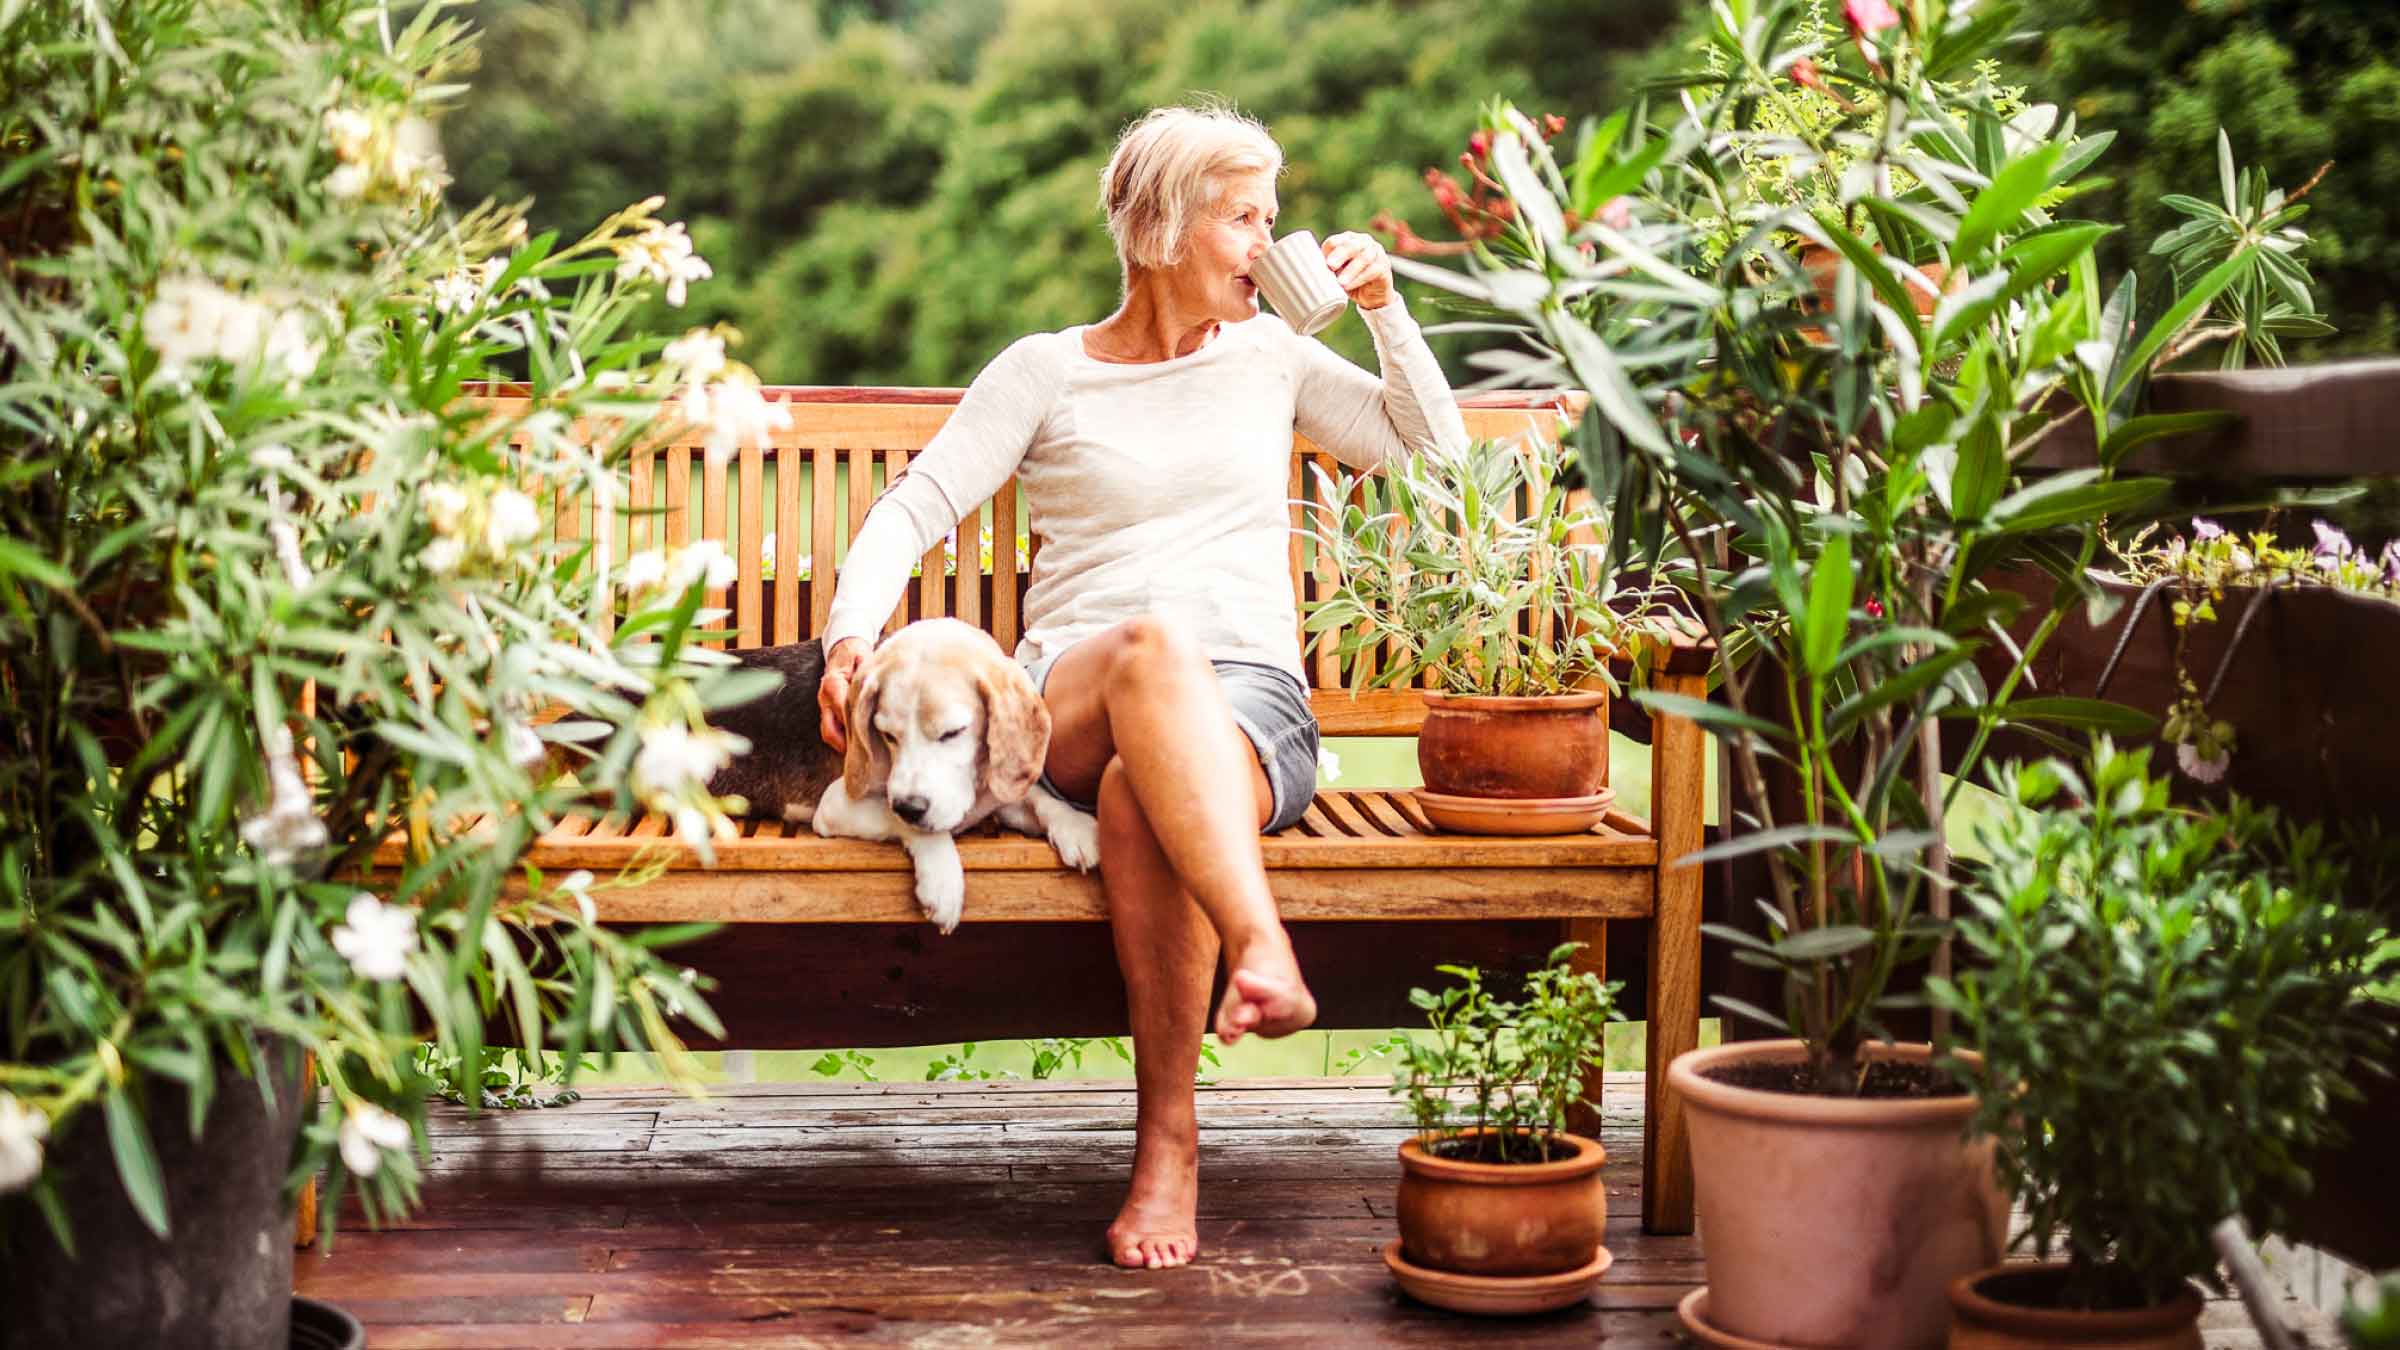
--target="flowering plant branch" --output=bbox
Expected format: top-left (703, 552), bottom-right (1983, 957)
top-left (0, 0), bottom-right (785, 1242)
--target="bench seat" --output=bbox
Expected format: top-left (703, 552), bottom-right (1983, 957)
top-left (372, 790), bottom-right (1663, 923)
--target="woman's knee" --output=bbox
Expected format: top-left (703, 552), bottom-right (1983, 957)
top-left (1102, 614), bottom-right (1208, 686)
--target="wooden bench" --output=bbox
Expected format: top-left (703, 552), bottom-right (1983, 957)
top-left (366, 386), bottom-right (1709, 1235)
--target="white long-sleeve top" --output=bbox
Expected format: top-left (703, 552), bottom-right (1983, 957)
top-left (822, 294), bottom-right (1468, 680)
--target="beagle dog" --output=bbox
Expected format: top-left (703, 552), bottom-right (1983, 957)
top-left (704, 619), bottom-right (1097, 932)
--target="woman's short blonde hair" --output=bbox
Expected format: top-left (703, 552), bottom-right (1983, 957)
top-left (1098, 103), bottom-right (1283, 281)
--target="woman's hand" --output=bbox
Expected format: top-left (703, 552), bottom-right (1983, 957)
top-left (819, 637), bottom-right (868, 752)
top-left (1322, 232), bottom-right (1393, 311)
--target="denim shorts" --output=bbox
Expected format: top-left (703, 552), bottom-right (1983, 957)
top-left (1021, 648), bottom-right (1320, 834)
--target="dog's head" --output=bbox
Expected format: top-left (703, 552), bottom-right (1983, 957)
top-left (843, 619), bottom-right (1051, 831)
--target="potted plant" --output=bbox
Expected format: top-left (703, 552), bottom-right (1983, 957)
top-left (1302, 435), bottom-right (1661, 834)
top-left (1382, 942), bottom-right (1622, 1315)
top-left (0, 4), bottom-right (773, 1345)
top-left (1380, 0), bottom-right (2301, 1341)
top-left (1931, 742), bottom-right (2393, 1348)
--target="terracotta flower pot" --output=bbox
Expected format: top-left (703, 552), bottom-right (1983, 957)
top-left (1669, 1039), bottom-right (2007, 1350)
top-left (1947, 1264), bottom-right (2204, 1350)
top-left (1395, 1129), bottom-right (1607, 1278)
top-left (1417, 691), bottom-right (1609, 799)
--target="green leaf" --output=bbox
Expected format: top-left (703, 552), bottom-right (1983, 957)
top-left (2098, 411), bottom-right (2237, 468)
top-left (2108, 247), bottom-right (2253, 407)
top-left (1574, 122), bottom-right (1675, 220)
top-left (1802, 531), bottom-right (1853, 677)
top-left (1673, 823), bottom-right (1854, 870)
top-left (0, 537), bottom-right (73, 590)
top-left (1776, 925), bottom-right (1877, 961)
top-left (1985, 696), bottom-right (2160, 735)
top-left (1986, 473), bottom-right (2166, 535)
top-left (1630, 689), bottom-right (1793, 742)
top-left (104, 1085), bottom-right (171, 1237)
top-left (1953, 142), bottom-right (2065, 265)
top-left (1806, 211), bottom-right (1924, 342)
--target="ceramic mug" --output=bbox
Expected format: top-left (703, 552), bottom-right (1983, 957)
top-left (1250, 230), bottom-right (1349, 336)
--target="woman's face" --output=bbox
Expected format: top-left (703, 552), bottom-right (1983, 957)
top-left (1175, 171), bottom-right (1278, 326)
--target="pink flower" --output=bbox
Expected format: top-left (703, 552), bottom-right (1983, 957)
top-left (1598, 197), bottom-right (1633, 231)
top-left (2191, 518), bottom-right (2223, 541)
top-left (2312, 520), bottom-right (2354, 558)
top-left (2177, 741), bottom-right (2229, 785)
top-left (1864, 597), bottom-right (1885, 620)
top-left (1844, 0), bottom-right (1900, 36)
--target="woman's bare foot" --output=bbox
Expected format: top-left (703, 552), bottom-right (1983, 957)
top-left (1214, 944), bottom-right (1317, 1043)
top-left (1106, 1133), bottom-right (1200, 1269)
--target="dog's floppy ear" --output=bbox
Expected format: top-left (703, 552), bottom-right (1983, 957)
top-left (977, 657), bottom-right (1051, 803)
top-left (842, 661), bottom-right (890, 799)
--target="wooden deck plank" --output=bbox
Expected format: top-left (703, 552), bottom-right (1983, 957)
top-left (299, 1075), bottom-right (2333, 1349)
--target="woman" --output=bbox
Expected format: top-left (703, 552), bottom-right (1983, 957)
top-left (816, 103), bottom-right (1467, 1270)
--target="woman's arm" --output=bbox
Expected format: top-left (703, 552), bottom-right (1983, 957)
top-left (820, 335), bottom-right (1058, 656)
top-left (1290, 288), bottom-right (1469, 471)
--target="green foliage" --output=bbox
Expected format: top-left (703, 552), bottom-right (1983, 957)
top-left (1301, 438), bottom-right (1660, 697)
top-left (1389, 943), bottom-right (1620, 1162)
top-left (0, 0), bottom-right (775, 1240)
top-left (2027, 0), bottom-right (2400, 356)
top-left (1931, 743), bottom-right (2394, 1309)
top-left (444, 0), bottom-right (1685, 385)
top-left (1407, 0), bottom-right (2325, 1091)
top-left (2349, 1270), bottom-right (2400, 1348)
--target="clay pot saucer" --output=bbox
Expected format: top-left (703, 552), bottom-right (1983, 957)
top-left (1677, 1288), bottom-right (1802, 1348)
top-left (1410, 788), bottom-right (1614, 836)
top-left (1382, 1239), bottom-right (1612, 1316)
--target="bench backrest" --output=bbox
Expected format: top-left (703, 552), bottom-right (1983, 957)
top-left (509, 387), bottom-right (1578, 736)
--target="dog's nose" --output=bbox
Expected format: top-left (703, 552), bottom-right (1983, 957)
top-left (890, 795), bottom-right (930, 825)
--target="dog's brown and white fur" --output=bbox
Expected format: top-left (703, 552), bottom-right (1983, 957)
top-left (706, 619), bottom-right (1097, 932)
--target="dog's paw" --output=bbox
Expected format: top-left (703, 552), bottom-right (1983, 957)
top-left (1045, 808), bottom-right (1101, 873)
top-left (915, 865), bottom-right (965, 935)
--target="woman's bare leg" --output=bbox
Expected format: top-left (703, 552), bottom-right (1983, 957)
top-left (1042, 617), bottom-right (1316, 1040)
top-left (1093, 756), bottom-right (1259, 1269)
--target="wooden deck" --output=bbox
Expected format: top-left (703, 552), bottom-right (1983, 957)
top-left (297, 1074), bottom-right (2337, 1347)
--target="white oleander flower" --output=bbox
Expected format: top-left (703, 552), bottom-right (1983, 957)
top-left (421, 482), bottom-right (469, 536)
top-left (269, 516), bottom-right (312, 588)
top-left (688, 379), bottom-right (791, 468)
top-left (633, 722), bottom-right (745, 797)
top-left (144, 276), bottom-right (239, 378)
top-left (671, 539), bottom-right (737, 592)
top-left (252, 443), bottom-right (295, 471)
top-left (430, 259), bottom-right (502, 317)
top-left (323, 106), bottom-right (374, 162)
top-left (1317, 745), bottom-right (1342, 782)
top-left (323, 163), bottom-right (369, 200)
top-left (330, 893), bottom-right (417, 982)
top-left (240, 746), bottom-right (327, 865)
top-left (419, 535), bottom-right (464, 576)
top-left (664, 327), bottom-right (728, 384)
top-left (261, 309), bottom-right (321, 381)
top-left (484, 488), bottom-right (541, 555)
top-left (387, 116), bottom-right (447, 195)
top-left (559, 870), bottom-right (597, 925)
top-left (0, 1093), bottom-right (49, 1193)
top-left (614, 218), bottom-right (712, 307)
top-left (621, 548), bottom-right (668, 594)
top-left (503, 718), bottom-right (546, 771)
top-left (337, 1101), bottom-right (411, 1177)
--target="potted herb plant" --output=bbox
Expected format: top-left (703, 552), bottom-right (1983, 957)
top-left (0, 4), bottom-right (773, 1345)
top-left (1932, 742), bottom-right (2393, 1349)
top-left (1383, 943), bottom-right (1622, 1315)
top-left (1302, 435), bottom-right (1659, 834)
top-left (1381, 0), bottom-right (2298, 1341)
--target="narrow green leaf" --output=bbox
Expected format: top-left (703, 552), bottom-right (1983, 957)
top-left (1802, 532), bottom-right (1853, 677)
top-left (104, 1086), bottom-right (171, 1237)
top-left (1953, 142), bottom-right (2065, 264)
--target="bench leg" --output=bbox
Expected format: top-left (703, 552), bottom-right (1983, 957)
top-left (1563, 917), bottom-right (1607, 1139)
top-left (1644, 672), bottom-right (1706, 1235)
top-left (293, 1050), bottom-right (317, 1248)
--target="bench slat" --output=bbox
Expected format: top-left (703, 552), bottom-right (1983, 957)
top-left (450, 863), bottom-right (1655, 924)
